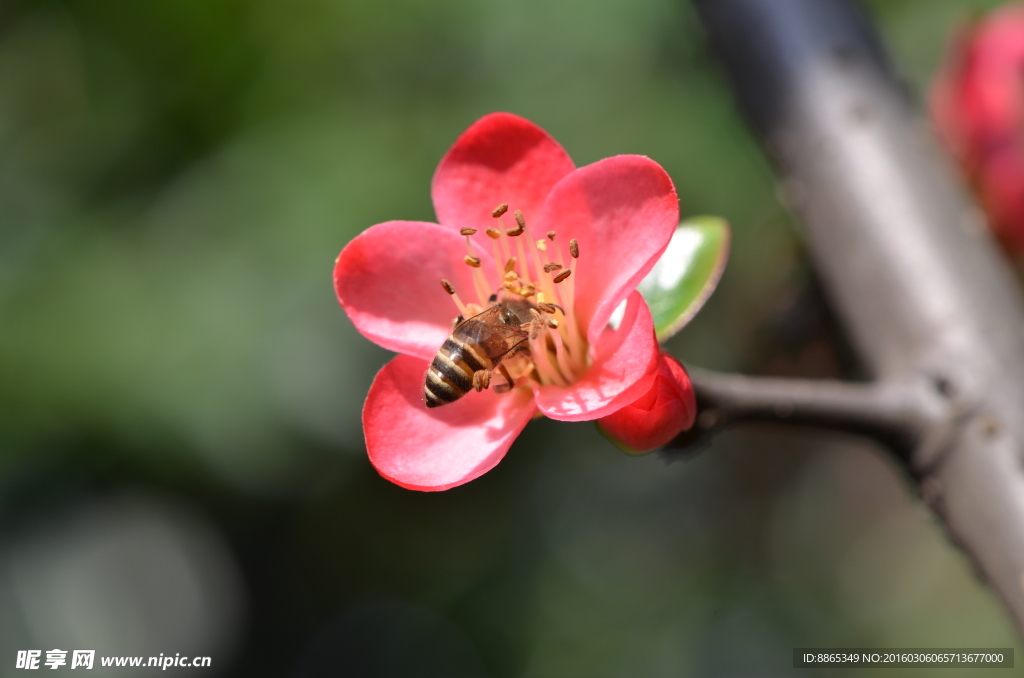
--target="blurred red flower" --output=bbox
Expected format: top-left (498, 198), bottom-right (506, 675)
top-left (334, 112), bottom-right (695, 490)
top-left (931, 3), bottom-right (1024, 251)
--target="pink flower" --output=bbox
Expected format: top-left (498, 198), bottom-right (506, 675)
top-left (334, 112), bottom-right (693, 490)
top-left (596, 352), bottom-right (697, 453)
top-left (931, 3), bottom-right (1024, 251)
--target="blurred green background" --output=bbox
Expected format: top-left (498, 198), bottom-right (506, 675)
top-left (0, 0), bottom-right (1020, 676)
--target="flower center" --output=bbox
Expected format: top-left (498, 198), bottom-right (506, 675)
top-left (439, 203), bottom-right (589, 390)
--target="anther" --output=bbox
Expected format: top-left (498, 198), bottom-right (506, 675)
top-left (504, 271), bottom-right (519, 283)
top-left (460, 227), bottom-right (477, 236)
top-left (569, 239), bottom-right (579, 258)
top-left (506, 226), bottom-right (524, 237)
top-left (492, 203), bottom-right (509, 218)
top-left (514, 210), bottom-right (526, 229)
top-left (464, 255), bottom-right (482, 268)
top-left (554, 270), bottom-right (572, 283)
top-left (543, 263), bottom-right (562, 273)
top-left (536, 240), bottom-right (547, 252)
top-left (518, 283), bottom-right (536, 297)
top-left (547, 318), bottom-right (559, 329)
top-left (504, 257), bottom-right (517, 273)
top-left (547, 231), bottom-right (556, 241)
top-left (538, 302), bottom-right (559, 314)
top-left (485, 228), bottom-right (501, 239)
top-left (440, 279), bottom-right (456, 295)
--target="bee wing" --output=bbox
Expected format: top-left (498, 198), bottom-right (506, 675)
top-left (485, 323), bottom-right (531, 363)
top-left (454, 304), bottom-right (502, 331)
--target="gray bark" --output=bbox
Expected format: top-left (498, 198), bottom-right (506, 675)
top-left (691, 0), bottom-right (1024, 633)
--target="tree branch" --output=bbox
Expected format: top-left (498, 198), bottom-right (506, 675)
top-left (686, 368), bottom-right (934, 455)
top-left (692, 0), bottom-right (1024, 634)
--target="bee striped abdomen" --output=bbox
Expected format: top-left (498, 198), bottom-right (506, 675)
top-left (424, 335), bottom-right (494, 408)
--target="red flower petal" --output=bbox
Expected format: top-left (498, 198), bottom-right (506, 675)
top-left (533, 155), bottom-right (679, 345)
top-left (363, 354), bottom-right (537, 491)
top-left (596, 352), bottom-right (697, 453)
top-left (533, 291), bottom-right (659, 422)
top-left (931, 5), bottom-right (1024, 252)
top-left (335, 221), bottom-right (496, 361)
top-left (979, 148), bottom-right (1024, 251)
top-left (432, 112), bottom-right (575, 233)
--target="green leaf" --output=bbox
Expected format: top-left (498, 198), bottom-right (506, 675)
top-left (637, 216), bottom-right (730, 342)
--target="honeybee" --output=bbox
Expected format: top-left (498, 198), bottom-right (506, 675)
top-left (423, 297), bottom-right (538, 408)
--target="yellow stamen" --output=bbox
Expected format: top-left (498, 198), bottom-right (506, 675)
top-left (530, 332), bottom-right (568, 387)
top-left (496, 217), bottom-right (513, 267)
top-left (521, 223), bottom-right (547, 286)
top-left (463, 237), bottom-right (490, 305)
top-left (490, 238), bottom-right (503, 285)
top-left (440, 279), bottom-right (469, 316)
top-left (549, 325), bottom-right (576, 381)
top-left (563, 243), bottom-right (583, 359)
top-left (513, 230), bottom-right (530, 280)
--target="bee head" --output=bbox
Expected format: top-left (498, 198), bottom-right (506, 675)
top-left (499, 298), bottom-right (537, 326)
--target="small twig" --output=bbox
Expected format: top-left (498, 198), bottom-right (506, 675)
top-left (679, 367), bottom-right (948, 459)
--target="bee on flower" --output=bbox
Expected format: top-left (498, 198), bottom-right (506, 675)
top-left (334, 113), bottom-right (697, 490)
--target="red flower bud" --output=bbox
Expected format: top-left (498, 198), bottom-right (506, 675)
top-left (597, 352), bottom-right (696, 454)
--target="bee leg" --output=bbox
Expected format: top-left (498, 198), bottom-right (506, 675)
top-left (526, 308), bottom-right (547, 340)
top-left (472, 370), bottom-right (491, 392)
top-left (493, 364), bottom-right (515, 393)
top-left (450, 314), bottom-right (465, 331)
